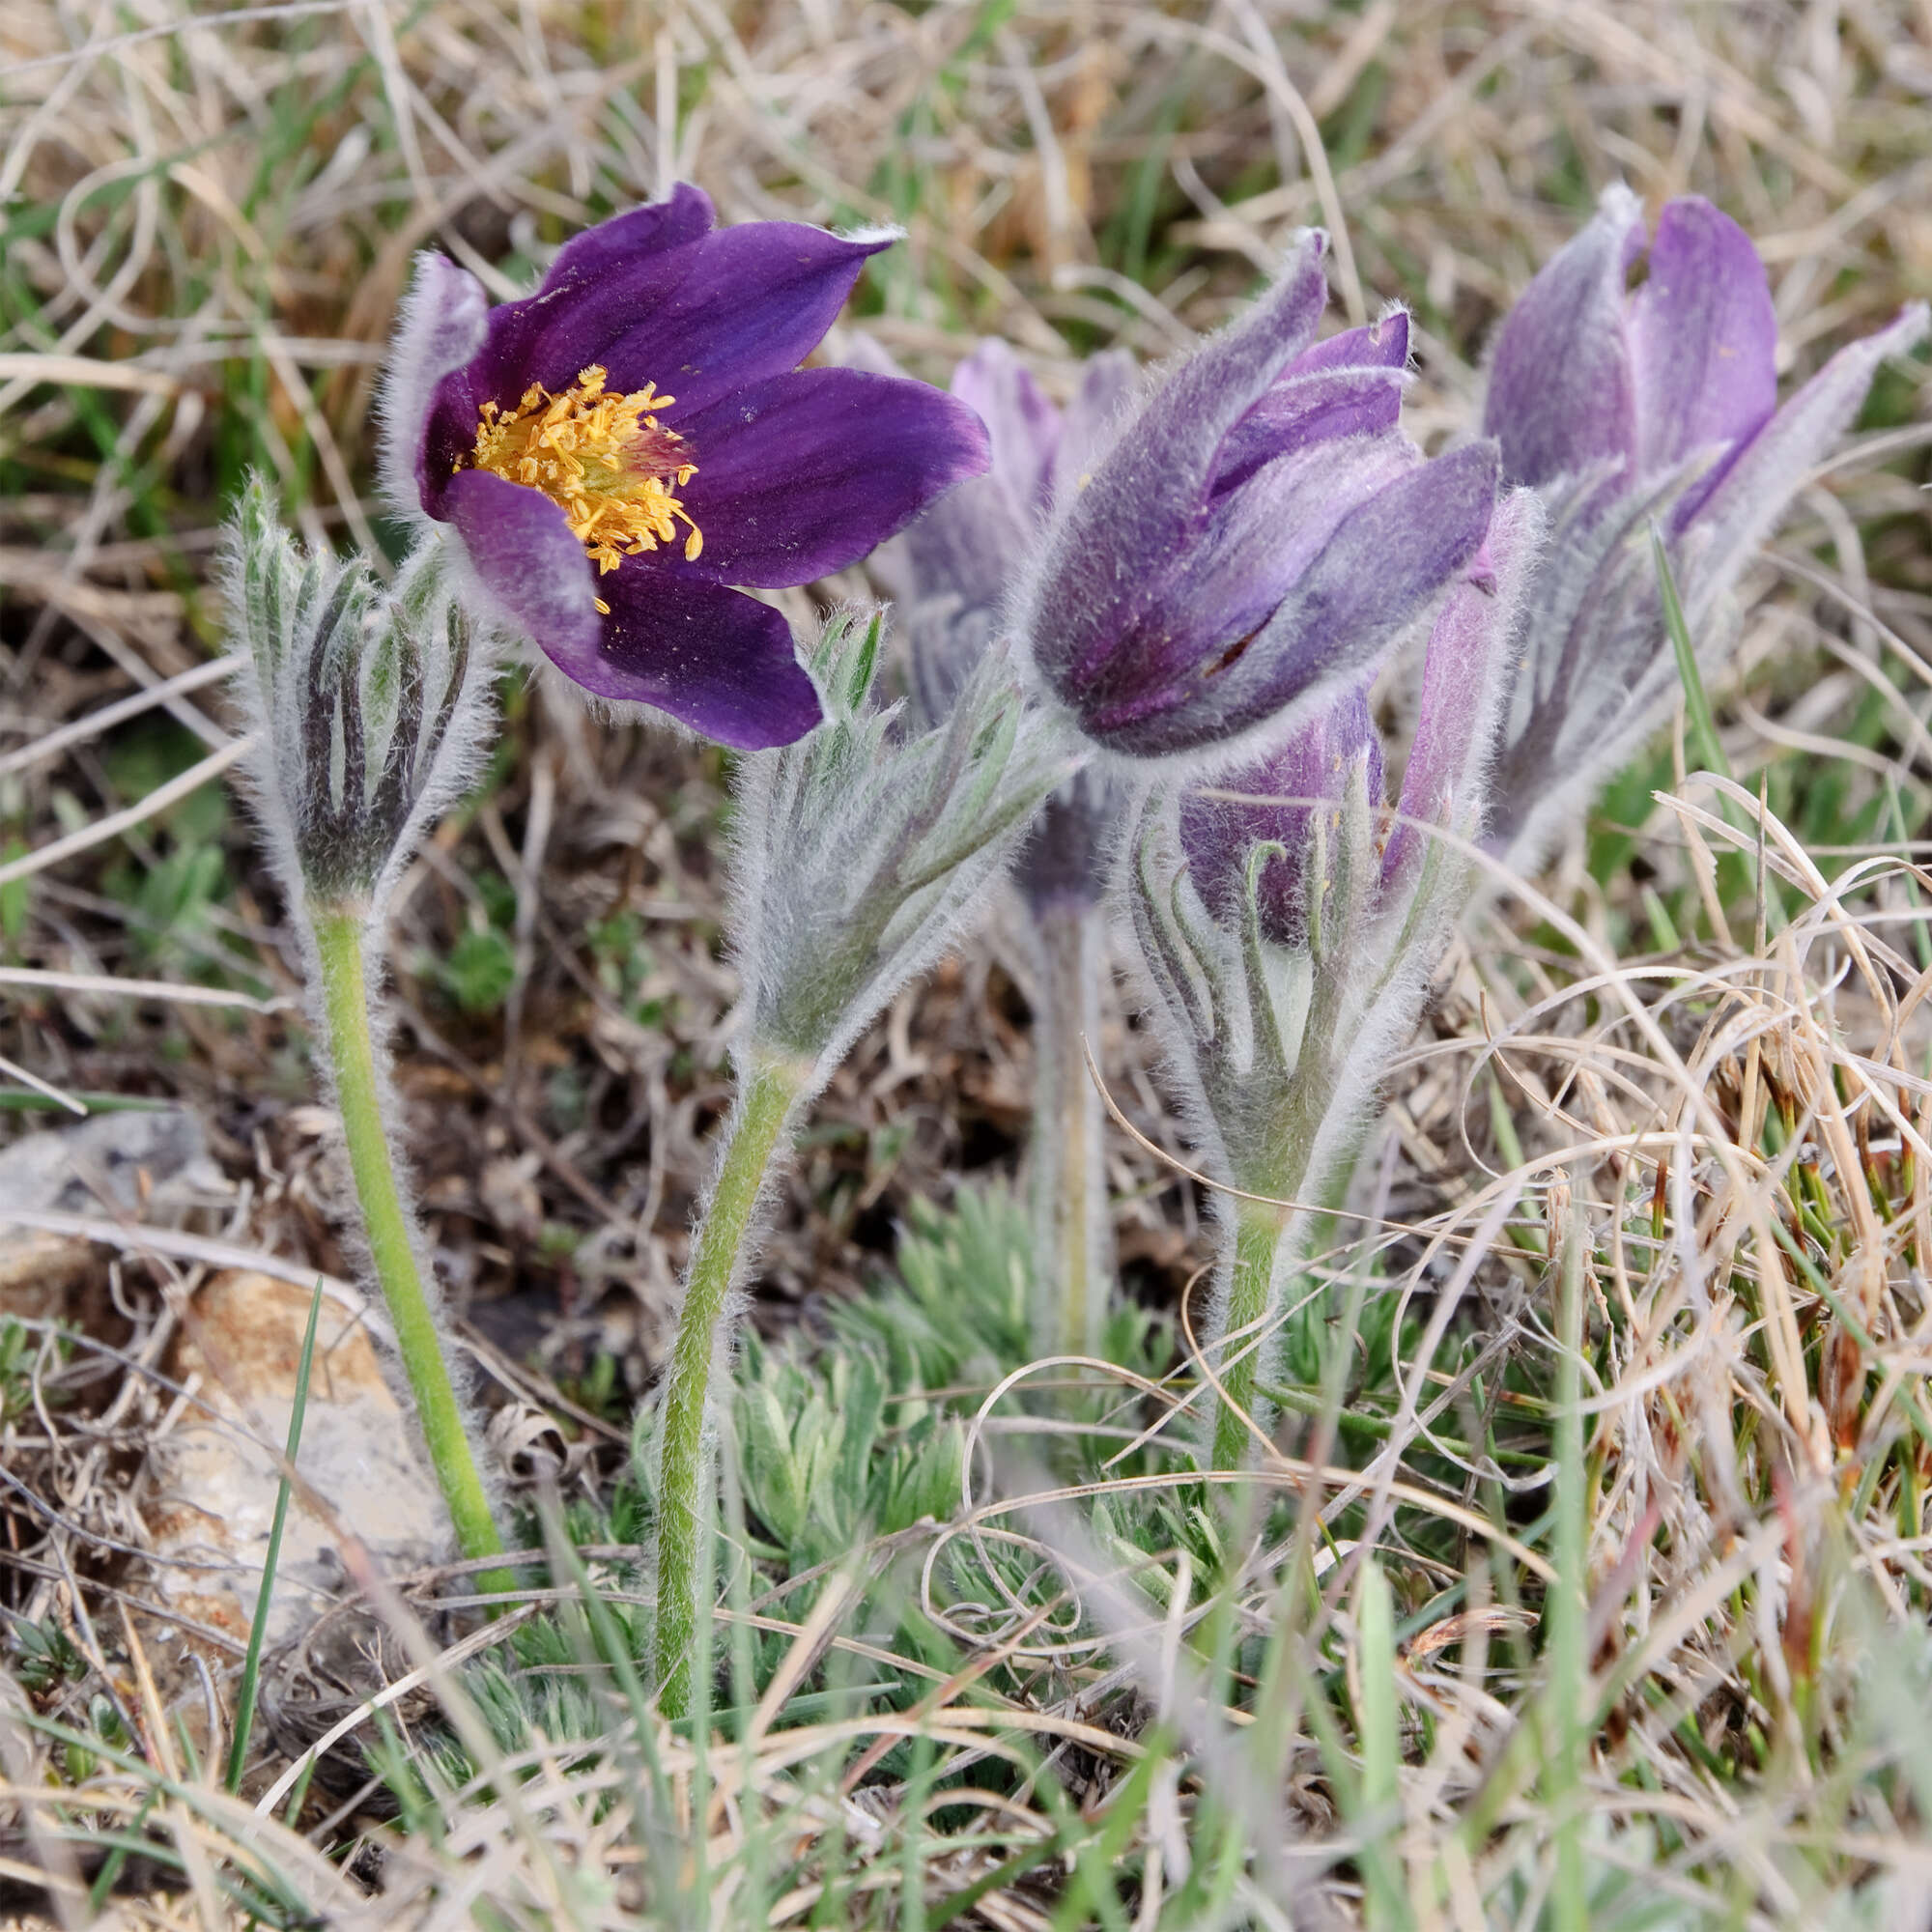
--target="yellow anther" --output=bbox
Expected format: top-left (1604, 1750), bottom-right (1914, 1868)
top-left (469, 364), bottom-right (702, 576)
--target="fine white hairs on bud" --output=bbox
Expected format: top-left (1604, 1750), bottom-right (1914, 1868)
top-left (224, 478), bottom-right (498, 922)
top-left (729, 607), bottom-right (1079, 1094)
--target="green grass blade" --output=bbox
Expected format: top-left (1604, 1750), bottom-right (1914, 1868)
top-left (1548, 1209), bottom-right (1590, 1932)
top-left (1652, 521), bottom-right (1730, 782)
top-left (1356, 1557), bottom-right (1408, 1932)
top-left (225, 1278), bottom-right (323, 1794)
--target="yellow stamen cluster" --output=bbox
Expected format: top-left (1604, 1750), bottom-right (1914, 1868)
top-left (469, 365), bottom-right (703, 581)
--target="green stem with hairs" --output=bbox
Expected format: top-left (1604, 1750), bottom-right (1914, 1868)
top-left (1211, 1201), bottom-right (1290, 1470)
top-left (1030, 898), bottom-right (1111, 1360)
top-left (653, 1054), bottom-right (807, 1720)
top-left (311, 903), bottom-right (507, 1583)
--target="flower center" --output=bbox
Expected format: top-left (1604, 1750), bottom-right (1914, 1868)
top-left (469, 364), bottom-right (702, 577)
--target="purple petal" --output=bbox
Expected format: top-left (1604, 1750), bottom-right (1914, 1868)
top-left (1089, 443), bottom-right (1500, 760)
top-left (384, 252), bottom-right (491, 516)
top-left (1627, 197), bottom-right (1777, 494)
top-left (1484, 185), bottom-right (1645, 487)
top-left (554, 560), bottom-right (823, 749)
top-left (1383, 488), bottom-right (1542, 887)
top-left (1027, 234), bottom-right (1330, 694)
top-left (1210, 362), bottom-right (1409, 497)
top-left (1282, 307), bottom-right (1409, 376)
top-left (537, 184), bottom-right (713, 293)
top-left (447, 245), bottom-right (707, 437)
top-left (1687, 301), bottom-right (1931, 608)
top-left (1079, 434), bottom-right (1418, 726)
top-left (443, 467), bottom-right (602, 662)
top-left (951, 339), bottom-right (1061, 520)
top-left (675, 367), bottom-right (991, 587)
top-left (596, 221), bottom-right (894, 420)
top-left (1180, 682), bottom-right (1381, 943)
top-left (1050, 350), bottom-right (1137, 505)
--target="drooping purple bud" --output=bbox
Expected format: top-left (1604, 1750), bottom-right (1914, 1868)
top-left (1020, 237), bottom-right (1498, 764)
top-left (1177, 683), bottom-right (1382, 948)
top-left (1480, 184), bottom-right (1930, 870)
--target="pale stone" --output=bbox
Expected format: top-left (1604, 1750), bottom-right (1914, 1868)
top-left (148, 1272), bottom-right (444, 1645)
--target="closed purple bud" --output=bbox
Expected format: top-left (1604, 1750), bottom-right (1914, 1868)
top-left (1178, 684), bottom-right (1381, 948)
top-left (1020, 237), bottom-right (1497, 763)
top-left (1481, 184), bottom-right (1930, 868)
top-left (1483, 187), bottom-right (1778, 522)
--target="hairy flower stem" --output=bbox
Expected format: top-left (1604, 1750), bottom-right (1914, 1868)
top-left (1211, 1203), bottom-right (1293, 1470)
top-left (654, 1055), bottom-right (807, 1719)
top-left (310, 904), bottom-right (508, 1582)
top-left (1030, 900), bottom-right (1111, 1359)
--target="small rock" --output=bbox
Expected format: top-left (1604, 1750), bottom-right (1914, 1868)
top-left (0, 1107), bottom-right (232, 1320)
top-left (148, 1272), bottom-right (445, 1648)
top-left (0, 1106), bottom-right (226, 1217)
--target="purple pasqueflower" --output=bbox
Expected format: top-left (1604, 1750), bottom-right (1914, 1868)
top-left (888, 339), bottom-right (1136, 724)
top-left (871, 337), bottom-right (1137, 913)
top-left (379, 185), bottom-right (990, 751)
top-left (1481, 185), bottom-right (1930, 867)
top-left (1016, 232), bottom-right (1500, 765)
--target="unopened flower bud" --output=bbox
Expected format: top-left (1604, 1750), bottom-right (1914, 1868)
top-left (1178, 682), bottom-right (1383, 951)
top-left (732, 608), bottom-right (1078, 1092)
top-left (1481, 185), bottom-right (1929, 868)
top-left (1019, 235), bottom-right (1499, 765)
top-left (1132, 490), bottom-right (1538, 1198)
top-left (226, 479), bottom-right (496, 918)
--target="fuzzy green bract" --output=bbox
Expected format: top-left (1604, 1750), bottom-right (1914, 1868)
top-left (227, 477), bottom-right (494, 916)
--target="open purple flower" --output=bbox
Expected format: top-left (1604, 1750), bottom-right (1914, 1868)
top-left (1481, 185), bottom-right (1930, 867)
top-left (1017, 233), bottom-right (1499, 765)
top-left (380, 185), bottom-right (990, 751)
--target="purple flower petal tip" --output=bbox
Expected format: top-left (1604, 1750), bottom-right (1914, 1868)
top-left (1628, 196), bottom-right (1777, 481)
top-left (389, 186), bottom-right (980, 748)
top-left (1382, 487), bottom-right (1541, 886)
top-left (1484, 185), bottom-right (1645, 487)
